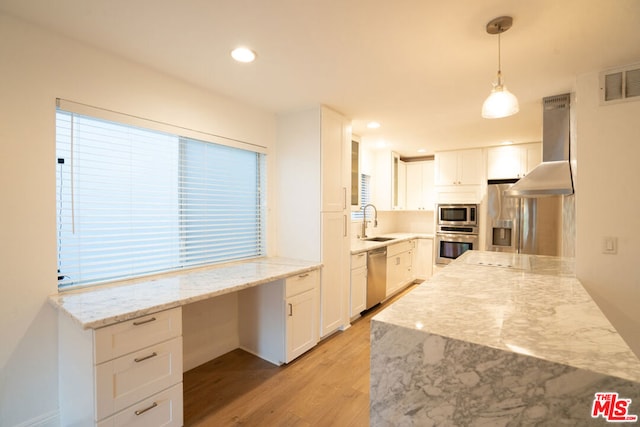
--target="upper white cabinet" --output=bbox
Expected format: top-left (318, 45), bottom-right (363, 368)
top-left (405, 160), bottom-right (435, 211)
top-left (435, 149), bottom-right (484, 203)
top-left (322, 107), bottom-right (350, 212)
top-left (276, 105), bottom-right (351, 339)
top-left (487, 143), bottom-right (542, 180)
top-left (373, 150), bottom-right (404, 210)
top-left (435, 149), bottom-right (483, 186)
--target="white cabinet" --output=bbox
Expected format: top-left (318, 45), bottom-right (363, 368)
top-left (238, 270), bottom-right (320, 365)
top-left (487, 143), bottom-right (542, 180)
top-left (435, 149), bottom-right (484, 203)
top-left (322, 107), bottom-right (350, 211)
top-left (276, 105), bottom-right (351, 339)
top-left (350, 252), bottom-right (367, 318)
top-left (285, 271), bottom-right (320, 362)
top-left (406, 160), bottom-right (435, 211)
top-left (435, 149), bottom-right (483, 185)
top-left (397, 159), bottom-right (406, 210)
top-left (386, 240), bottom-right (415, 298)
top-left (59, 307), bottom-right (183, 427)
top-left (373, 149), bottom-right (404, 210)
top-left (413, 238), bottom-right (434, 281)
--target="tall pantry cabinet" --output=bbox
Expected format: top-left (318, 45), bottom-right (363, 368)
top-left (276, 105), bottom-right (351, 338)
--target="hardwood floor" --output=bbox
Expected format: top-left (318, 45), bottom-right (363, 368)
top-left (183, 283), bottom-right (418, 427)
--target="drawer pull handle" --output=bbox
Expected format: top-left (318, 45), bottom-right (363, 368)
top-left (134, 352), bottom-right (158, 363)
top-left (135, 402), bottom-right (158, 416)
top-left (297, 273), bottom-right (309, 279)
top-left (288, 303), bottom-right (293, 317)
top-left (132, 317), bottom-right (156, 326)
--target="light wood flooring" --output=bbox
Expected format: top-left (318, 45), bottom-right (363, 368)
top-left (183, 283), bottom-right (417, 427)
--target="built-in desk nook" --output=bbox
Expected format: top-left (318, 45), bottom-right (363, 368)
top-left (49, 257), bottom-right (321, 427)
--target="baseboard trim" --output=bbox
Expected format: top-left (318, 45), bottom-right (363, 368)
top-left (13, 410), bottom-right (59, 427)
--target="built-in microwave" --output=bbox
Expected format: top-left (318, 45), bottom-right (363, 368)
top-left (437, 204), bottom-right (478, 227)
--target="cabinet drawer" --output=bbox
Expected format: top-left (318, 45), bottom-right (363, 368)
top-left (387, 240), bottom-right (414, 258)
top-left (96, 336), bottom-right (183, 421)
top-left (95, 307), bottom-right (182, 364)
top-left (351, 252), bottom-right (367, 270)
top-left (285, 269), bottom-right (319, 298)
top-left (97, 382), bottom-right (183, 427)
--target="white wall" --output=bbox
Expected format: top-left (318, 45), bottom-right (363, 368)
top-left (575, 69), bottom-right (640, 357)
top-left (0, 13), bottom-right (276, 426)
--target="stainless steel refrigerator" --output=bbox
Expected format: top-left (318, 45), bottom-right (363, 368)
top-left (486, 181), bottom-right (562, 256)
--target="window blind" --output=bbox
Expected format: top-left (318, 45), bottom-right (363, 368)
top-left (56, 108), bottom-right (266, 289)
top-left (351, 174), bottom-right (371, 220)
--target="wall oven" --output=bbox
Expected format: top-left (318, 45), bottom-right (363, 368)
top-left (436, 204), bottom-right (479, 265)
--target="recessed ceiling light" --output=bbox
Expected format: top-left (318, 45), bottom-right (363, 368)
top-left (231, 47), bottom-right (256, 63)
top-left (501, 140), bottom-right (514, 145)
top-left (417, 148), bottom-right (427, 153)
top-left (367, 121), bottom-right (381, 129)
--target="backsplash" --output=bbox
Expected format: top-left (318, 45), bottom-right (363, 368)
top-left (351, 210), bottom-right (434, 242)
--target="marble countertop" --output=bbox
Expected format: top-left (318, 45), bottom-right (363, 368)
top-left (351, 232), bottom-right (434, 254)
top-left (49, 257), bottom-right (321, 330)
top-left (373, 250), bottom-right (640, 383)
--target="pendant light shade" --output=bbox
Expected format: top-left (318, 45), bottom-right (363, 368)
top-left (482, 16), bottom-right (519, 119)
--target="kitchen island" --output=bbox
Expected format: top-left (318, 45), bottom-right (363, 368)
top-left (370, 251), bottom-right (640, 426)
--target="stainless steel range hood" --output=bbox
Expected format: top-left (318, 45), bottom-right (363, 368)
top-left (504, 93), bottom-right (574, 197)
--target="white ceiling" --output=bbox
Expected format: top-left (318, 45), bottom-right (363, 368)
top-left (2, 0), bottom-right (640, 156)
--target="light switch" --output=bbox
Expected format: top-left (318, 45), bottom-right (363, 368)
top-left (602, 236), bottom-right (618, 255)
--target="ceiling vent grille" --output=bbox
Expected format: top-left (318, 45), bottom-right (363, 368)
top-left (600, 62), bottom-right (640, 105)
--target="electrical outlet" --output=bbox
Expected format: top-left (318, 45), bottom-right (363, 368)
top-left (602, 236), bottom-right (618, 255)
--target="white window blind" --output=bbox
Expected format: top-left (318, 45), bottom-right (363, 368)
top-left (56, 108), bottom-right (266, 289)
top-left (351, 173), bottom-right (371, 220)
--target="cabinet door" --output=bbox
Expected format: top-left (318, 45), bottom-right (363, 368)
top-left (397, 160), bottom-right (406, 209)
top-left (421, 161), bottom-right (435, 210)
top-left (286, 289), bottom-right (317, 362)
top-left (458, 149), bottom-right (483, 185)
top-left (350, 266), bottom-right (367, 317)
top-left (405, 162), bottom-right (423, 210)
top-left (524, 143), bottom-right (542, 174)
top-left (321, 107), bottom-right (348, 212)
top-left (487, 145), bottom-right (523, 180)
top-left (414, 238), bottom-right (433, 280)
top-left (435, 151), bottom-right (459, 185)
top-left (320, 212), bottom-right (347, 337)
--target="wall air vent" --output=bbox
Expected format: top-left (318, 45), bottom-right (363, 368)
top-left (600, 62), bottom-right (640, 105)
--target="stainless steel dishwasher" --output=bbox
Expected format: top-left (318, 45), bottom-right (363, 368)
top-left (366, 247), bottom-right (387, 309)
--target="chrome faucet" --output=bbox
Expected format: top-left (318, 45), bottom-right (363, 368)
top-left (361, 203), bottom-right (378, 238)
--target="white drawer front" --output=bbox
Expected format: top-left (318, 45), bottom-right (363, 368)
top-left (96, 337), bottom-right (183, 421)
top-left (387, 240), bottom-right (414, 258)
top-left (285, 269), bottom-right (318, 298)
top-left (351, 252), bottom-right (367, 270)
top-left (97, 382), bottom-right (183, 427)
top-left (95, 307), bottom-right (182, 364)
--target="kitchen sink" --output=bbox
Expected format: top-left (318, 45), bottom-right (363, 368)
top-left (364, 236), bottom-right (395, 242)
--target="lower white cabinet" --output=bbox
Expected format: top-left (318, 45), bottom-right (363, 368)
top-left (59, 307), bottom-right (183, 427)
top-left (414, 238), bottom-right (434, 281)
top-left (239, 269), bottom-right (320, 365)
top-left (350, 252), bottom-right (367, 318)
top-left (97, 383), bottom-right (183, 427)
top-left (386, 240), bottom-right (415, 298)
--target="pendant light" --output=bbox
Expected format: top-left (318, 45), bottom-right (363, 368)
top-left (482, 16), bottom-right (519, 119)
